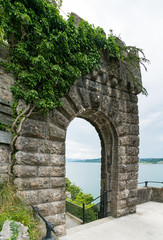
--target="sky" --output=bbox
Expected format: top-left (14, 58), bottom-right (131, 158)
top-left (61, 0), bottom-right (163, 159)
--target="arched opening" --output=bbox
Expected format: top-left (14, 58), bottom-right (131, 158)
top-left (66, 117), bottom-right (101, 198)
top-left (65, 111), bottom-right (118, 226)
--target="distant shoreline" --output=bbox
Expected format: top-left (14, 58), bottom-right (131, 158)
top-left (66, 158), bottom-right (163, 164)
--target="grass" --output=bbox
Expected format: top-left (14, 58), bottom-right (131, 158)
top-left (0, 182), bottom-right (41, 240)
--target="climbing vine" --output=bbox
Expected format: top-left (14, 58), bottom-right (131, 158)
top-left (0, 0), bottom-right (148, 181)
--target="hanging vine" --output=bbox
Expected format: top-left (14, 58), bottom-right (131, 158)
top-left (0, 0), bottom-right (148, 181)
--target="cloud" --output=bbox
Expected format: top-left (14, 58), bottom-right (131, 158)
top-left (66, 118), bottom-right (101, 159)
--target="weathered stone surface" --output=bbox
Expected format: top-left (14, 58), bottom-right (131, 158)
top-left (117, 200), bottom-right (126, 210)
top-left (67, 86), bottom-right (83, 111)
top-left (127, 180), bottom-right (138, 189)
top-left (39, 188), bottom-right (65, 203)
top-left (0, 131), bottom-right (11, 144)
top-left (151, 187), bottom-right (163, 202)
top-left (46, 213), bottom-right (65, 226)
top-left (55, 224), bottom-right (66, 236)
top-left (117, 190), bottom-right (129, 200)
top-left (119, 156), bottom-right (139, 164)
top-left (0, 220), bottom-right (29, 240)
top-left (14, 165), bottom-right (37, 177)
top-left (16, 151), bottom-right (65, 166)
top-left (15, 136), bottom-right (39, 152)
top-left (0, 144), bottom-right (10, 162)
top-left (46, 123), bottom-right (66, 141)
top-left (118, 172), bottom-right (138, 181)
top-left (118, 181), bottom-right (126, 191)
top-left (39, 140), bottom-right (65, 155)
top-left (15, 151), bottom-right (39, 165)
top-left (59, 98), bottom-right (76, 120)
top-left (127, 197), bottom-right (137, 207)
top-left (17, 190), bottom-right (39, 205)
top-left (52, 110), bottom-right (69, 128)
top-left (0, 88), bottom-right (13, 102)
top-left (38, 166), bottom-right (65, 177)
top-left (49, 154), bottom-right (65, 166)
top-left (0, 112), bottom-right (13, 125)
top-left (14, 178), bottom-right (49, 190)
top-left (49, 177), bottom-right (65, 188)
top-left (20, 119), bottom-right (45, 139)
top-left (118, 164), bottom-right (139, 173)
top-left (119, 136), bottom-right (139, 147)
top-left (36, 201), bottom-right (65, 216)
top-left (116, 207), bottom-right (129, 217)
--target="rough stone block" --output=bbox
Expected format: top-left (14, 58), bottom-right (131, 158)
top-left (119, 156), bottom-right (139, 164)
top-left (126, 102), bottom-right (138, 114)
top-left (49, 177), bottom-right (65, 188)
top-left (15, 136), bottom-right (39, 152)
top-left (46, 213), bottom-right (65, 226)
top-left (0, 88), bottom-right (13, 102)
top-left (129, 189), bottom-right (137, 198)
top-left (117, 200), bottom-right (126, 210)
top-left (90, 92), bottom-right (101, 110)
top-left (36, 200), bottom-right (65, 217)
top-left (116, 207), bottom-right (129, 217)
top-left (77, 88), bottom-right (91, 109)
top-left (59, 98), bottom-right (76, 120)
top-left (15, 151), bottom-right (39, 165)
top-left (38, 166), bottom-right (65, 177)
top-left (46, 123), bottom-right (66, 141)
top-left (127, 180), bottom-right (138, 189)
top-left (39, 188), bottom-right (65, 203)
top-left (0, 131), bottom-right (12, 144)
top-left (117, 190), bottom-right (129, 200)
top-left (49, 154), bottom-right (65, 166)
top-left (118, 181), bottom-right (126, 191)
top-left (39, 140), bottom-right (65, 155)
top-left (20, 119), bottom-right (45, 139)
top-left (67, 86), bottom-right (83, 111)
top-left (126, 146), bottom-right (139, 156)
top-left (55, 224), bottom-right (66, 236)
top-left (0, 144), bottom-right (10, 162)
top-left (17, 190), bottom-right (39, 205)
top-left (52, 109), bottom-right (69, 128)
top-left (119, 136), bottom-right (139, 147)
top-left (119, 164), bottom-right (139, 173)
top-left (127, 197), bottom-right (137, 207)
top-left (14, 165), bottom-right (37, 177)
top-left (14, 177), bottom-right (49, 190)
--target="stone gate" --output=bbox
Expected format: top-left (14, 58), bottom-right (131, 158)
top-left (0, 46), bottom-right (141, 235)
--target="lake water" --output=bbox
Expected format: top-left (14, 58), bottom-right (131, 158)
top-left (66, 162), bottom-right (163, 199)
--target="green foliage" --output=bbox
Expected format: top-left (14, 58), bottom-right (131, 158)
top-left (66, 177), bottom-right (81, 200)
top-left (66, 178), bottom-right (98, 222)
top-left (0, 0), bottom-right (148, 114)
top-left (9, 221), bottom-right (19, 240)
top-left (0, 123), bottom-right (11, 132)
top-left (0, 183), bottom-right (40, 240)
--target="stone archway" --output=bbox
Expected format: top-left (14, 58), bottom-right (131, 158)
top-left (12, 58), bottom-right (140, 236)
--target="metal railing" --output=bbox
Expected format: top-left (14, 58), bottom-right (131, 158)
top-left (138, 181), bottom-right (163, 187)
top-left (66, 189), bottom-right (112, 224)
top-left (32, 205), bottom-right (56, 240)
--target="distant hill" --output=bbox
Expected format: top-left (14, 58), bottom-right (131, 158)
top-left (66, 158), bottom-right (163, 164)
top-left (139, 158), bottom-right (163, 164)
top-left (66, 158), bottom-right (101, 163)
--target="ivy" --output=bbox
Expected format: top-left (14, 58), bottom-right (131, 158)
top-left (0, 0), bottom-right (148, 114)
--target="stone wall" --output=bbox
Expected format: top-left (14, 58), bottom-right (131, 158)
top-left (137, 187), bottom-right (163, 204)
top-left (0, 44), bottom-right (141, 236)
top-left (0, 45), bottom-right (13, 181)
